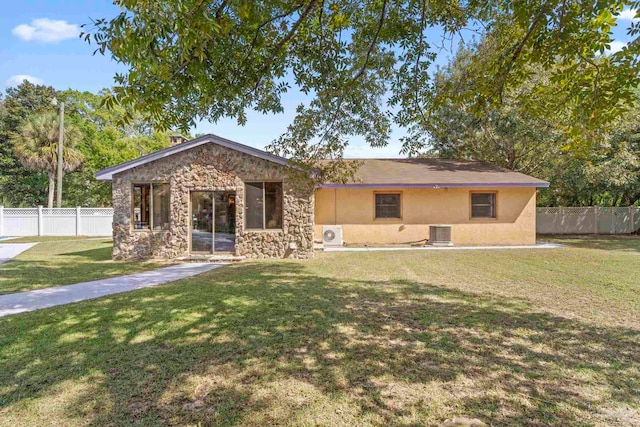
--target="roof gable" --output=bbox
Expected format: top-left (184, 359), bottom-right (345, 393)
top-left (320, 158), bottom-right (549, 188)
top-left (96, 135), bottom-right (548, 188)
top-left (95, 134), bottom-right (288, 181)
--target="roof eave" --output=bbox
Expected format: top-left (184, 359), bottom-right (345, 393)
top-left (95, 134), bottom-right (288, 181)
top-left (320, 182), bottom-right (550, 188)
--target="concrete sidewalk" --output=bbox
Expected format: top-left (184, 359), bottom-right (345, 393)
top-left (0, 243), bottom-right (37, 264)
top-left (323, 242), bottom-right (563, 252)
top-left (0, 263), bottom-right (222, 317)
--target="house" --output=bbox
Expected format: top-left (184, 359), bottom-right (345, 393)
top-left (96, 134), bottom-right (549, 260)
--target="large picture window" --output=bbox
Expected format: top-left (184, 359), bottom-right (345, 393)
top-left (375, 193), bottom-right (401, 219)
top-left (471, 192), bottom-right (496, 218)
top-left (245, 182), bottom-right (283, 229)
top-left (132, 183), bottom-right (170, 230)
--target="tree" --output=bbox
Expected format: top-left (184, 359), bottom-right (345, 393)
top-left (0, 81), bottom-right (56, 206)
top-left (0, 83), bottom-right (171, 207)
top-left (54, 89), bottom-right (170, 206)
top-left (11, 114), bottom-right (84, 208)
top-left (540, 102), bottom-right (640, 207)
top-left (63, 128), bottom-right (170, 206)
top-left (424, 42), bottom-right (567, 176)
top-left (86, 0), bottom-right (639, 180)
top-left (427, 36), bottom-right (640, 207)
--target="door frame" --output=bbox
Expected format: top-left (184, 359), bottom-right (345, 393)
top-left (189, 190), bottom-right (215, 255)
top-left (188, 190), bottom-right (237, 255)
top-left (213, 191), bottom-right (237, 254)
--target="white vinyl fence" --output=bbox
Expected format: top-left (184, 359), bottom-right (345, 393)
top-left (2, 206), bottom-right (638, 237)
top-left (537, 206), bottom-right (640, 235)
top-left (0, 206), bottom-right (113, 237)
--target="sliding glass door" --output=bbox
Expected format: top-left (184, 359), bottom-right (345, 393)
top-left (190, 191), bottom-right (236, 254)
top-left (190, 192), bottom-right (214, 253)
top-left (213, 192), bottom-right (236, 252)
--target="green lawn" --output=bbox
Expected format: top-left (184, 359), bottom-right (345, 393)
top-left (0, 237), bottom-right (638, 426)
top-left (0, 238), bottom-right (165, 295)
top-left (2, 236), bottom-right (107, 243)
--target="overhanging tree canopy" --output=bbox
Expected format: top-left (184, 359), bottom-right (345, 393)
top-left (86, 0), bottom-right (640, 179)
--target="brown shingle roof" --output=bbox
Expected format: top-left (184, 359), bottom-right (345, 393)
top-left (322, 158), bottom-right (549, 188)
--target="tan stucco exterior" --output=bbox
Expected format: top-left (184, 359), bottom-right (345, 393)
top-left (314, 186), bottom-right (537, 246)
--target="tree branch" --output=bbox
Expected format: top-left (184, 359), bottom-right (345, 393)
top-left (318, 0), bottom-right (388, 148)
top-left (252, 0), bottom-right (319, 93)
top-left (169, 0), bottom-right (229, 81)
top-left (351, 0), bottom-right (387, 83)
top-left (496, 7), bottom-right (547, 102)
top-left (243, 4), bottom-right (305, 66)
top-left (412, 0), bottom-right (429, 127)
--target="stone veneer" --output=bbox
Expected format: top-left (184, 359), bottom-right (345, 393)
top-left (111, 143), bottom-right (315, 260)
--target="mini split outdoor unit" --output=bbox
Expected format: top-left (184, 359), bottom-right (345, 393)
top-left (322, 225), bottom-right (343, 247)
top-left (429, 225), bottom-right (453, 246)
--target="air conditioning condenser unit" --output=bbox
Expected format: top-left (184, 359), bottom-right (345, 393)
top-left (429, 225), bottom-right (453, 246)
top-left (322, 225), bottom-right (343, 247)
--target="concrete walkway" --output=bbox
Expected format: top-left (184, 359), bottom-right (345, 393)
top-left (0, 243), bottom-right (37, 264)
top-left (0, 263), bottom-right (222, 317)
top-left (324, 242), bottom-right (563, 252)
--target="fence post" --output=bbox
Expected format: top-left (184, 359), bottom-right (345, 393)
top-left (594, 206), bottom-right (599, 234)
top-left (558, 207), bottom-right (563, 234)
top-left (0, 206), bottom-right (3, 236)
top-left (37, 205), bottom-right (43, 236)
top-left (611, 206), bottom-right (615, 234)
top-left (631, 206), bottom-right (635, 234)
top-left (76, 206), bottom-right (81, 236)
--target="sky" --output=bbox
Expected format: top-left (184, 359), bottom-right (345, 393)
top-left (1, 1), bottom-right (637, 158)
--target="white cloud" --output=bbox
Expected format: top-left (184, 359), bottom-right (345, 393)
top-left (617, 9), bottom-right (639, 22)
top-left (12, 18), bottom-right (79, 43)
top-left (605, 40), bottom-right (627, 54)
top-left (5, 74), bottom-right (44, 87)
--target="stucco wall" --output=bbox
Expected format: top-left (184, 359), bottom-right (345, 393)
top-left (111, 143), bottom-right (314, 260)
top-left (314, 187), bottom-right (537, 246)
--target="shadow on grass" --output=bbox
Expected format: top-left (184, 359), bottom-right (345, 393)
top-left (543, 235), bottom-right (640, 252)
top-left (61, 247), bottom-right (114, 261)
top-left (0, 262), bottom-right (638, 425)
top-left (0, 257), bottom-right (163, 295)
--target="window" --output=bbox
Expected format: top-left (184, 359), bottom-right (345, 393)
top-left (265, 182), bottom-right (283, 228)
top-left (245, 182), bottom-right (283, 229)
top-left (152, 183), bottom-right (170, 231)
top-left (375, 193), bottom-right (401, 219)
top-left (471, 192), bottom-right (496, 218)
top-left (245, 182), bottom-right (264, 229)
top-left (132, 183), bottom-right (170, 230)
top-left (133, 184), bottom-right (150, 229)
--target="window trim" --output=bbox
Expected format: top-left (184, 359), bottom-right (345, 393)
top-left (469, 191), bottom-right (498, 220)
top-left (131, 182), bottom-right (171, 232)
top-left (374, 191), bottom-right (402, 220)
top-left (244, 180), bottom-right (284, 231)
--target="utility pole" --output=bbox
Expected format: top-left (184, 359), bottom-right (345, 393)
top-left (56, 101), bottom-right (64, 208)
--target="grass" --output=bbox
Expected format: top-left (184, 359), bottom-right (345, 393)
top-left (542, 234), bottom-right (640, 252)
top-left (1, 236), bottom-right (106, 243)
top-left (0, 238), bottom-right (165, 295)
top-left (0, 236), bottom-right (638, 426)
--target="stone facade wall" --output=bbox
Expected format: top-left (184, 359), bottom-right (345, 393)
top-left (111, 143), bottom-right (315, 260)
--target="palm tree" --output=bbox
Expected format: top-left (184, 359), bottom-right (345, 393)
top-left (11, 113), bottom-right (84, 208)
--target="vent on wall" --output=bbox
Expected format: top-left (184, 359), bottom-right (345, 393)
top-left (322, 225), bottom-right (343, 247)
top-left (429, 225), bottom-right (453, 246)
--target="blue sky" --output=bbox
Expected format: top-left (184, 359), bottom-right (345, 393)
top-left (1, 1), bottom-right (637, 157)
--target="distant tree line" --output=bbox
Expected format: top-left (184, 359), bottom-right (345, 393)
top-left (424, 37), bottom-right (640, 207)
top-left (0, 81), bottom-right (172, 207)
top-left (1, 68), bottom-right (637, 208)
